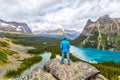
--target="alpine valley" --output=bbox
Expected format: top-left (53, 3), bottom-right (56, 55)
top-left (0, 15), bottom-right (120, 80)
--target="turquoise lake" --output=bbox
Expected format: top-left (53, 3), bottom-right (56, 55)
top-left (16, 46), bottom-right (120, 80)
top-left (70, 46), bottom-right (120, 63)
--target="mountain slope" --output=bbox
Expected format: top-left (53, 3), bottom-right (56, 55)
top-left (0, 19), bottom-right (32, 34)
top-left (0, 37), bottom-right (33, 79)
top-left (73, 15), bottom-right (120, 51)
top-left (34, 28), bottom-right (79, 40)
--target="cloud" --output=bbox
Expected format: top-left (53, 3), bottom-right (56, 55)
top-left (0, 0), bottom-right (120, 32)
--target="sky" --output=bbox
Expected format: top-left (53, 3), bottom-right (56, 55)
top-left (0, 0), bottom-right (120, 32)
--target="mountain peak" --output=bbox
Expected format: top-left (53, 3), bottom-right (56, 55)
top-left (56, 28), bottom-right (64, 32)
top-left (87, 19), bottom-right (94, 23)
top-left (78, 14), bottom-right (120, 37)
top-left (97, 15), bottom-right (112, 24)
top-left (85, 19), bottom-right (94, 27)
top-left (97, 15), bottom-right (111, 21)
top-left (98, 15), bottom-right (110, 20)
top-left (0, 19), bottom-right (32, 34)
top-left (34, 28), bottom-right (79, 40)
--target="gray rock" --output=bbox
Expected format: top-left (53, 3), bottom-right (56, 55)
top-left (22, 58), bottom-right (107, 80)
top-left (44, 58), bottom-right (106, 80)
top-left (22, 68), bottom-right (56, 80)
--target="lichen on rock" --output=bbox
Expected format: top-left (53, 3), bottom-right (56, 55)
top-left (22, 67), bottom-right (56, 80)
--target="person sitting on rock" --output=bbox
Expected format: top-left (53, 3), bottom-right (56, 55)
top-left (60, 36), bottom-right (70, 65)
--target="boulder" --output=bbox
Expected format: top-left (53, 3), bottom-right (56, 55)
top-left (22, 58), bottom-right (106, 80)
top-left (44, 58), bottom-right (106, 80)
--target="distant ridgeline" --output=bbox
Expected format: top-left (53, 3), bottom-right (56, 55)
top-left (72, 15), bottom-right (120, 51)
top-left (0, 19), bottom-right (32, 34)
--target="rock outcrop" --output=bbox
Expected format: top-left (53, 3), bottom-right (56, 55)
top-left (22, 58), bottom-right (106, 80)
top-left (73, 15), bottom-right (120, 51)
top-left (22, 68), bottom-right (56, 80)
top-left (0, 19), bottom-right (32, 34)
top-left (81, 15), bottom-right (120, 36)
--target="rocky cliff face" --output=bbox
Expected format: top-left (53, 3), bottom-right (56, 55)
top-left (0, 19), bottom-right (32, 34)
top-left (73, 15), bottom-right (120, 51)
top-left (82, 15), bottom-right (120, 35)
top-left (22, 58), bottom-right (106, 80)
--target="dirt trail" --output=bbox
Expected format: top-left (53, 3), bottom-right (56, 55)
top-left (0, 40), bottom-right (34, 80)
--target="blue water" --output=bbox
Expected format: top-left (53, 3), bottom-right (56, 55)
top-left (70, 46), bottom-right (120, 63)
top-left (15, 46), bottom-right (120, 80)
top-left (15, 52), bottom-right (51, 80)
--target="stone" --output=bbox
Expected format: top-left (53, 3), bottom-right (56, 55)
top-left (44, 58), bottom-right (106, 80)
top-left (22, 58), bottom-right (107, 80)
top-left (22, 67), bottom-right (56, 80)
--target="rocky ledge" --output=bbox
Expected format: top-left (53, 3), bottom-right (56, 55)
top-left (22, 58), bottom-right (106, 80)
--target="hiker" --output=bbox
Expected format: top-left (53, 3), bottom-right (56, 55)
top-left (60, 36), bottom-right (70, 65)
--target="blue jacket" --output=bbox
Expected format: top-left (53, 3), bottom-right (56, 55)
top-left (60, 38), bottom-right (70, 53)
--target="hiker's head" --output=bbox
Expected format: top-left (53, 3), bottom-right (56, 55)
top-left (63, 36), bottom-right (66, 40)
